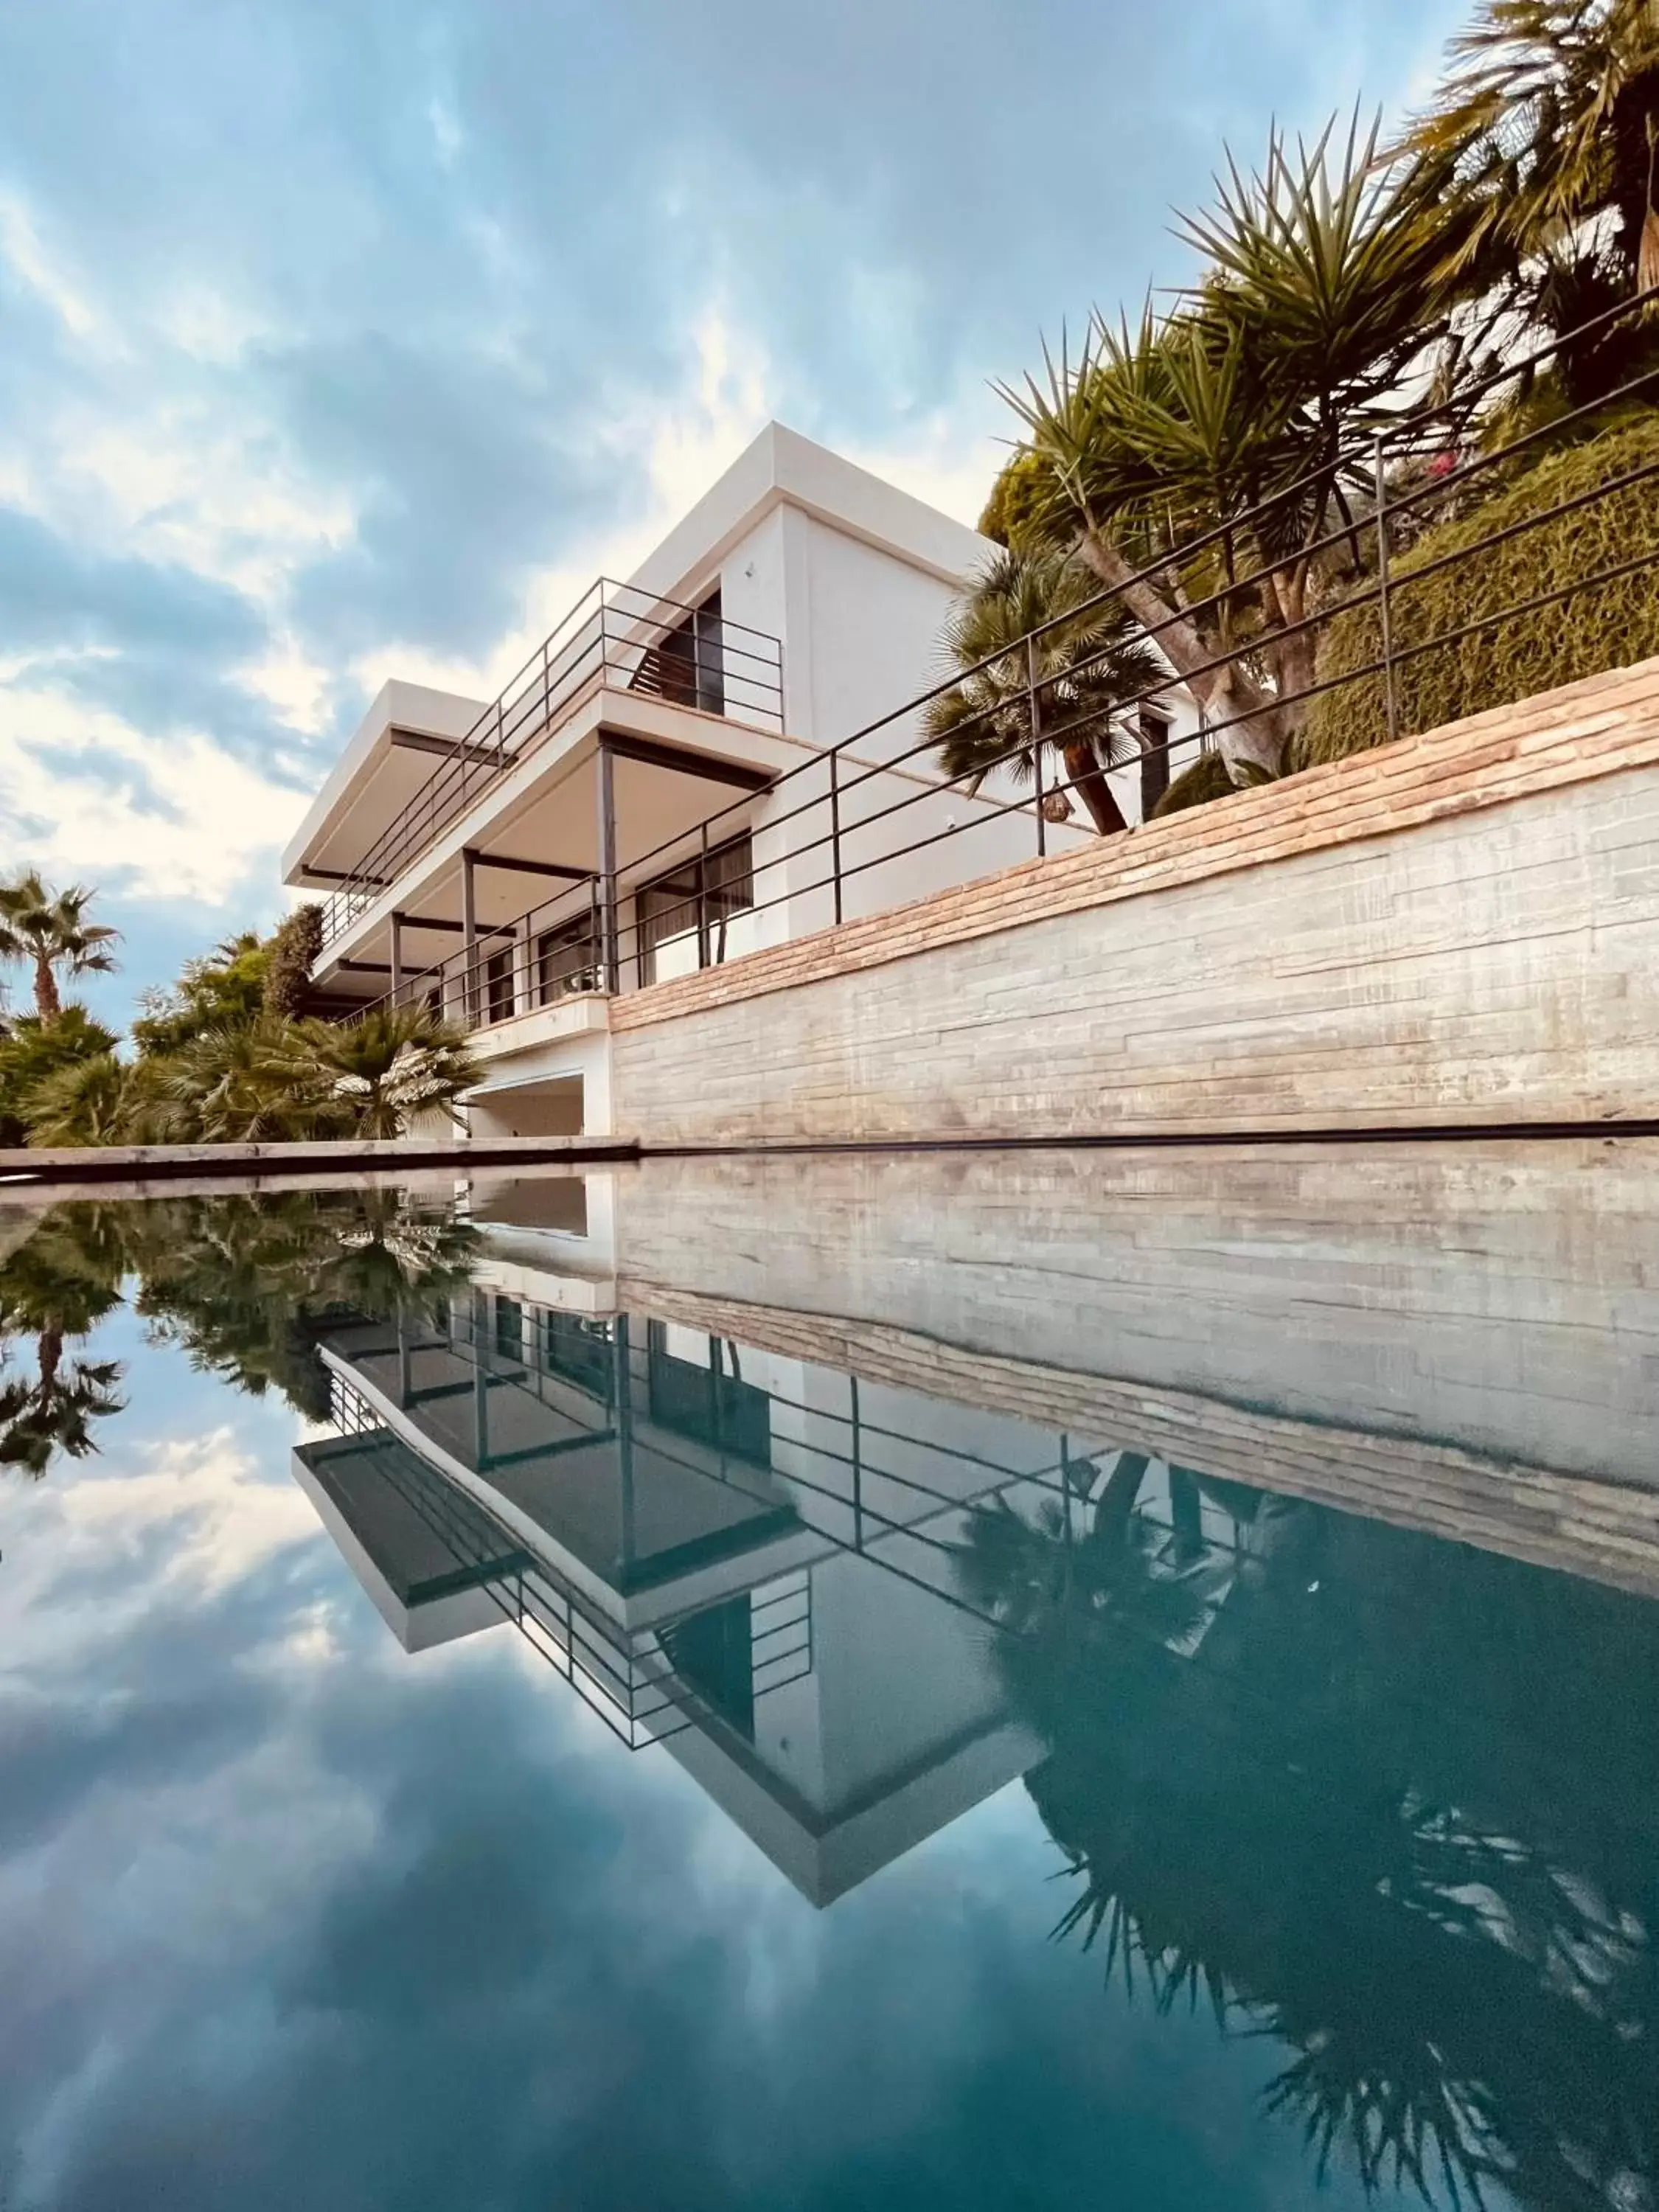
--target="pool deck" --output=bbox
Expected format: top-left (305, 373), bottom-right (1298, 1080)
top-left (0, 1132), bottom-right (639, 1197)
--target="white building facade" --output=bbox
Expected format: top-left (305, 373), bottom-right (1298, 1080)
top-left (283, 422), bottom-right (1201, 1137)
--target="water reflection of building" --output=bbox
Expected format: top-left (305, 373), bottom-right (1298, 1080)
top-left (293, 1159), bottom-right (1659, 1935)
top-left (293, 1247), bottom-right (1097, 1902)
top-left (278, 1163), bottom-right (1659, 2206)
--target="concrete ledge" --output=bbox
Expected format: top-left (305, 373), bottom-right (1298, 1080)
top-left (0, 1133), bottom-right (639, 1190)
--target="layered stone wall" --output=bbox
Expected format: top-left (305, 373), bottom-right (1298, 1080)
top-left (611, 658), bottom-right (1659, 1141)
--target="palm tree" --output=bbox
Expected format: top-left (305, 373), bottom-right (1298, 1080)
top-left (157, 1016), bottom-right (348, 1142)
top-left (0, 1210), bottom-right (127, 1477)
top-left (1402, 1), bottom-right (1659, 411)
top-left (129, 1188), bottom-right (480, 1416)
top-left (976, 1460), bottom-right (1659, 2211)
top-left (1405, 1), bottom-right (1659, 299)
top-left (0, 1352), bottom-right (125, 1476)
top-left (21, 1051), bottom-right (147, 1147)
top-left (0, 872), bottom-right (119, 1021)
top-left (1001, 119), bottom-right (1467, 773)
top-left (924, 547), bottom-right (1166, 835)
top-left (299, 1005), bottom-right (479, 1140)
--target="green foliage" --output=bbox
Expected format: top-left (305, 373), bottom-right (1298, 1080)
top-left (1401, 1), bottom-right (1659, 315)
top-left (21, 1054), bottom-right (160, 1147)
top-left (299, 1004), bottom-right (480, 1141)
top-left (1152, 750), bottom-right (1239, 818)
top-left (1298, 409), bottom-right (1659, 767)
top-left (153, 1015), bottom-right (349, 1143)
top-left (132, 930), bottom-right (271, 1057)
top-left (977, 449), bottom-right (1057, 549)
top-left (0, 872), bottom-right (119, 1023)
top-left (923, 546), bottom-right (1164, 833)
top-left (0, 1005), bottom-right (119, 1146)
top-left (0, 1208), bottom-right (128, 1478)
top-left (966, 1453), bottom-right (1659, 2210)
top-left (264, 903), bottom-right (324, 1020)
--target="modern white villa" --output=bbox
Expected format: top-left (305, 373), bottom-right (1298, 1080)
top-left (282, 423), bottom-right (1202, 1138)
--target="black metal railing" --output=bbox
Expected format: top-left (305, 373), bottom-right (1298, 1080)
top-left (318, 577), bottom-right (785, 952)
top-left (324, 1367), bottom-right (813, 1747)
top-left (349, 291), bottom-right (1659, 1032)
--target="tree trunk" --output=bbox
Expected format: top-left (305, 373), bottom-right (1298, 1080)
top-left (1060, 742), bottom-right (1130, 836)
top-left (1074, 528), bottom-right (1283, 776)
top-left (1092, 1451), bottom-right (1150, 1550)
top-left (33, 956), bottom-right (60, 1021)
top-left (37, 1329), bottom-right (61, 1391)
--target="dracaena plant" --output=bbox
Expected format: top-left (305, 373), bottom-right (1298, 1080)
top-left (998, 115), bottom-right (1470, 774)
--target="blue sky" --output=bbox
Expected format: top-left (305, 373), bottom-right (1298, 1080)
top-left (0, 0), bottom-right (1466, 1023)
top-left (0, 1306), bottom-right (1388, 2209)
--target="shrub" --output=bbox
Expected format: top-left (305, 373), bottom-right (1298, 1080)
top-left (1150, 750), bottom-right (1278, 820)
top-left (0, 1006), bottom-right (119, 1146)
top-left (264, 903), bottom-right (324, 1020)
top-left (1297, 411), bottom-right (1659, 770)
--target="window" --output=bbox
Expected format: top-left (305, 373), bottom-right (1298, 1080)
top-left (1138, 707), bottom-right (1172, 819)
top-left (636, 832), bottom-right (752, 987)
top-left (537, 914), bottom-right (599, 1004)
top-left (630, 588), bottom-right (726, 717)
top-left (484, 943), bottom-right (515, 1023)
top-left (537, 1312), bottom-right (613, 1399)
top-left (493, 1296), bottom-right (524, 1363)
top-left (644, 1321), bottom-right (773, 1468)
top-left (659, 1597), bottom-right (756, 1739)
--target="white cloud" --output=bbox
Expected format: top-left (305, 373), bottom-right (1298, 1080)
top-left (0, 192), bottom-right (102, 344)
top-left (0, 690), bottom-right (310, 903)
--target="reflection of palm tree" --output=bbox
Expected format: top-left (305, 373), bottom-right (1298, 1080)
top-left (0, 1206), bottom-right (128, 1478)
top-left (957, 1451), bottom-right (1213, 1672)
top-left (964, 1453), bottom-right (1659, 2211)
top-left (0, 1349), bottom-right (125, 1476)
top-left (127, 1188), bottom-right (481, 1417)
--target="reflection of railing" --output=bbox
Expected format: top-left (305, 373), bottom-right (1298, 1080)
top-left (325, 1368), bottom-right (812, 1748)
top-left (319, 578), bottom-right (784, 951)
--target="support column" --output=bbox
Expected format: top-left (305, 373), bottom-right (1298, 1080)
top-left (389, 911), bottom-right (403, 1008)
top-left (595, 740), bottom-right (619, 994)
top-left (461, 848), bottom-right (479, 1024)
top-left (613, 1315), bottom-right (635, 1574)
top-left (471, 1289), bottom-right (490, 1470)
top-left (515, 915), bottom-right (533, 1017)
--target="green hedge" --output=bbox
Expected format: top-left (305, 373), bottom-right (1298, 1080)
top-left (1151, 749), bottom-right (1245, 818)
top-left (1295, 411), bottom-right (1659, 771)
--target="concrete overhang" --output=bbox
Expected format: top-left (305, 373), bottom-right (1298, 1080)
top-left (316, 1347), bottom-right (827, 1635)
top-left (282, 679), bottom-right (490, 891)
top-left (311, 684), bottom-right (801, 985)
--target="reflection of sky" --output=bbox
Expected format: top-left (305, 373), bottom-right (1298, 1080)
top-left (0, 1314), bottom-right (1394, 2211)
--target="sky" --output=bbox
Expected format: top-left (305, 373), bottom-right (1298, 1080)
top-left (0, 1300), bottom-right (1392, 2211)
top-left (0, 0), bottom-right (1468, 1025)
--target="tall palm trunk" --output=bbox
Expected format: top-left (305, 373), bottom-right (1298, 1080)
top-left (37, 1327), bottom-right (61, 1391)
top-left (33, 956), bottom-right (60, 1021)
top-left (1060, 742), bottom-right (1130, 835)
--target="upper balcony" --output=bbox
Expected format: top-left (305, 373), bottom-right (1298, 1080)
top-left (288, 579), bottom-right (784, 953)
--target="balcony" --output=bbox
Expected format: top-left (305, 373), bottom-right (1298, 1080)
top-left (319, 579), bottom-right (784, 951)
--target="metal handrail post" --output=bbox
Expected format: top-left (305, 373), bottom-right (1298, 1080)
top-left (1027, 634), bottom-right (1046, 858)
top-left (829, 749), bottom-right (843, 925)
top-left (1374, 432), bottom-right (1399, 748)
top-left (596, 739), bottom-right (619, 994)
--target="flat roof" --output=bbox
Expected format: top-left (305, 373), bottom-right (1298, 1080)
top-left (627, 420), bottom-right (990, 607)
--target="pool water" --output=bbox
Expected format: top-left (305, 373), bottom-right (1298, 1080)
top-left (1, 1155), bottom-right (1655, 2211)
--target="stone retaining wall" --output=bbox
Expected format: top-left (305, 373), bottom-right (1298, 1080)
top-left (611, 658), bottom-right (1659, 1142)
